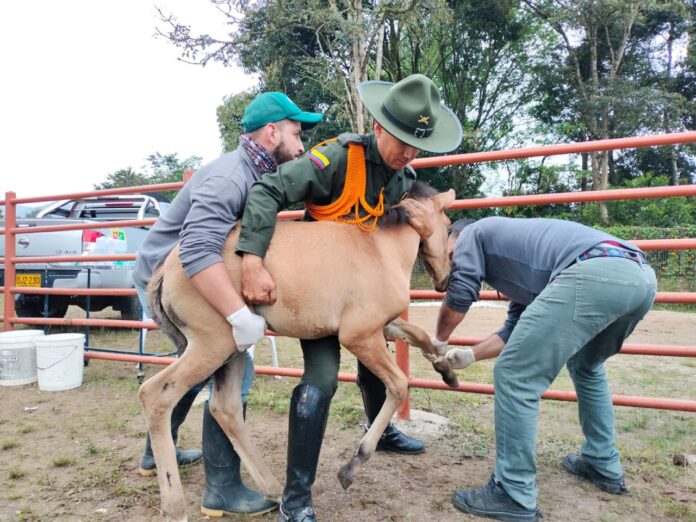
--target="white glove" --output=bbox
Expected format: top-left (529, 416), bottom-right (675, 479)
top-left (431, 337), bottom-right (449, 356)
top-left (445, 347), bottom-right (476, 369)
top-left (226, 306), bottom-right (266, 352)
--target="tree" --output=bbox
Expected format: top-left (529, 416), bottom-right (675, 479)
top-left (156, 0), bottom-right (544, 203)
top-left (94, 153), bottom-right (202, 201)
top-left (523, 0), bottom-right (651, 221)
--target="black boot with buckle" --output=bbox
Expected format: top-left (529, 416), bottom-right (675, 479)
top-left (200, 402), bottom-right (278, 517)
top-left (278, 384), bottom-right (331, 522)
top-left (139, 384), bottom-right (204, 476)
top-left (357, 361), bottom-right (425, 455)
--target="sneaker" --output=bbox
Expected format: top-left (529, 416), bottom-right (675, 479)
top-left (562, 454), bottom-right (628, 495)
top-left (452, 474), bottom-right (542, 521)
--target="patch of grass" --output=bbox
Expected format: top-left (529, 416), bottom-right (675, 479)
top-left (619, 411), bottom-right (650, 433)
top-left (85, 442), bottom-right (105, 457)
top-left (16, 424), bottom-right (35, 435)
top-left (2, 438), bottom-right (18, 450)
top-left (9, 466), bottom-right (25, 480)
top-left (6, 492), bottom-right (22, 501)
top-left (15, 509), bottom-right (36, 521)
top-left (52, 456), bottom-right (75, 468)
top-left (660, 496), bottom-right (695, 519)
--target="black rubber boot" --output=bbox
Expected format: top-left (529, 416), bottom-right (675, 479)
top-left (278, 384), bottom-right (331, 522)
top-left (357, 361), bottom-right (425, 455)
top-left (139, 385), bottom-right (204, 476)
top-left (200, 402), bottom-right (278, 517)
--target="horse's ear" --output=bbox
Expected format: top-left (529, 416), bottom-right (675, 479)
top-left (434, 189), bottom-right (455, 211)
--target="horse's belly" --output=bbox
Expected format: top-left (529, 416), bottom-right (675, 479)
top-left (258, 303), bottom-right (339, 340)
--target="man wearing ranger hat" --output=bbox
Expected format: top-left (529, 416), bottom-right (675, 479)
top-left (236, 73), bottom-right (462, 522)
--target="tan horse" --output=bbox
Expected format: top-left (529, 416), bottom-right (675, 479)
top-left (139, 183), bottom-right (457, 521)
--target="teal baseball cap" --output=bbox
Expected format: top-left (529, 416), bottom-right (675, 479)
top-left (241, 92), bottom-right (323, 133)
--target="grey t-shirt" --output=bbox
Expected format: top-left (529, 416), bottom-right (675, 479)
top-left (446, 217), bottom-right (643, 341)
top-left (133, 143), bottom-right (261, 289)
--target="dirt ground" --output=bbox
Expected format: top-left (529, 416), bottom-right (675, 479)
top-left (1, 305), bottom-right (695, 521)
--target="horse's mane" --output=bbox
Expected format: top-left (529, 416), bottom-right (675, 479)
top-left (379, 181), bottom-right (437, 228)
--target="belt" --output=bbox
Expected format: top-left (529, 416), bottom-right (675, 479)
top-left (577, 241), bottom-right (647, 265)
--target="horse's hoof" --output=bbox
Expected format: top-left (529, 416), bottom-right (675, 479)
top-left (337, 465), bottom-right (354, 490)
top-left (442, 370), bottom-right (459, 388)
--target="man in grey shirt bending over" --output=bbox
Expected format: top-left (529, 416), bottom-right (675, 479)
top-left (133, 92), bottom-right (322, 517)
top-left (432, 217), bottom-right (656, 522)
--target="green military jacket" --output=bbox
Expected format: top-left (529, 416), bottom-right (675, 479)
top-left (236, 133), bottom-right (417, 257)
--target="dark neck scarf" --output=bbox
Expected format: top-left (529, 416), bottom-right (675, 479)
top-left (241, 134), bottom-right (278, 176)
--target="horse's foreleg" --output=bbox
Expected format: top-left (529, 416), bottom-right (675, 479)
top-left (208, 354), bottom-right (283, 501)
top-left (384, 318), bottom-right (458, 388)
top-left (337, 331), bottom-right (409, 490)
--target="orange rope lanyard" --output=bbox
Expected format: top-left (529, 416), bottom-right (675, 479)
top-left (305, 140), bottom-right (385, 232)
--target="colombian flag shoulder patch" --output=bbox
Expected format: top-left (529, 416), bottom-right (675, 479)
top-left (308, 149), bottom-right (330, 170)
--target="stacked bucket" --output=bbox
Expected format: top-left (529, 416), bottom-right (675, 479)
top-left (0, 330), bottom-right (84, 391)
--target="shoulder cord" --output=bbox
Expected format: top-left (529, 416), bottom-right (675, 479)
top-left (304, 138), bottom-right (385, 232)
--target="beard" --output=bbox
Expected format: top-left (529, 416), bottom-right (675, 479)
top-left (272, 142), bottom-right (298, 165)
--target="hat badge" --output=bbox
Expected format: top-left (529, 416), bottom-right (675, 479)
top-left (418, 115), bottom-right (430, 124)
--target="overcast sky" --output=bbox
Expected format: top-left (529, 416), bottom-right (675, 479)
top-left (0, 1), bottom-right (256, 202)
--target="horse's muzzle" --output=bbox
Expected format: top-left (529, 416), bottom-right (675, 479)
top-left (434, 275), bottom-right (450, 293)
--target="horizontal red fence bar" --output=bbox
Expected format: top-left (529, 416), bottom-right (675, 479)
top-left (1, 219), bottom-right (156, 235)
top-left (219, 188), bottom-right (696, 221)
top-left (410, 289), bottom-right (696, 304)
top-left (1, 238), bottom-right (693, 266)
top-left (7, 182), bottom-right (186, 206)
top-left (9, 287), bottom-right (137, 296)
top-left (81, 352), bottom-right (696, 412)
top-left (6, 287), bottom-right (693, 305)
top-left (411, 131), bottom-right (696, 169)
top-left (448, 336), bottom-right (696, 358)
top-left (405, 377), bottom-right (696, 412)
top-left (6, 254), bottom-right (135, 263)
top-left (632, 239), bottom-right (696, 250)
top-left (11, 317), bottom-right (157, 329)
top-left (449, 184), bottom-right (696, 210)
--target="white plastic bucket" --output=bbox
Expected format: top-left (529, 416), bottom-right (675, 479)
top-left (0, 330), bottom-right (45, 386)
top-left (34, 333), bottom-right (85, 392)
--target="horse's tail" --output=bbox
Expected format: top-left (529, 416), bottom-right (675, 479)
top-left (148, 268), bottom-right (188, 356)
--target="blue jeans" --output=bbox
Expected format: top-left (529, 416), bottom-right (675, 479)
top-left (135, 281), bottom-right (255, 401)
top-left (493, 257), bottom-right (656, 509)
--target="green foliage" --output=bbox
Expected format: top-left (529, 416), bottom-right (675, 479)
top-left (580, 175), bottom-right (696, 227)
top-left (93, 153), bottom-right (202, 201)
top-left (217, 90), bottom-right (257, 153)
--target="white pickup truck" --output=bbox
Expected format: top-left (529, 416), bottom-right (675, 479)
top-left (0, 195), bottom-right (167, 320)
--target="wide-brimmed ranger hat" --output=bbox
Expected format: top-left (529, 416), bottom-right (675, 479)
top-left (358, 74), bottom-right (462, 153)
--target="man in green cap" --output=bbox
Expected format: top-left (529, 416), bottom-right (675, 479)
top-left (235, 74), bottom-right (463, 522)
top-left (133, 91), bottom-right (322, 518)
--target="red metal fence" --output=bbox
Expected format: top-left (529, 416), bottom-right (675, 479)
top-left (2, 131), bottom-right (696, 415)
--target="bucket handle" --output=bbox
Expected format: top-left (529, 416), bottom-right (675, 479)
top-left (36, 345), bottom-right (82, 371)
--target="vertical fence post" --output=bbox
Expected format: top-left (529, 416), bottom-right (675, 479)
top-left (3, 192), bottom-right (17, 331)
top-left (396, 309), bottom-right (411, 420)
top-left (183, 168), bottom-right (194, 184)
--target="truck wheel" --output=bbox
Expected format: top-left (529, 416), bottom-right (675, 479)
top-left (15, 296), bottom-right (68, 318)
top-left (120, 295), bottom-right (143, 322)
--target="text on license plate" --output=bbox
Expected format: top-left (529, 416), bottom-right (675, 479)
top-left (16, 274), bottom-right (42, 287)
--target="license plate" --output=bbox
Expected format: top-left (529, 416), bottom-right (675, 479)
top-left (16, 274), bottom-right (42, 287)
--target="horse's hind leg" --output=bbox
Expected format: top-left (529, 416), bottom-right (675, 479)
top-left (139, 337), bottom-right (237, 522)
top-left (337, 329), bottom-right (409, 489)
top-left (207, 354), bottom-right (283, 501)
top-left (384, 318), bottom-right (458, 388)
